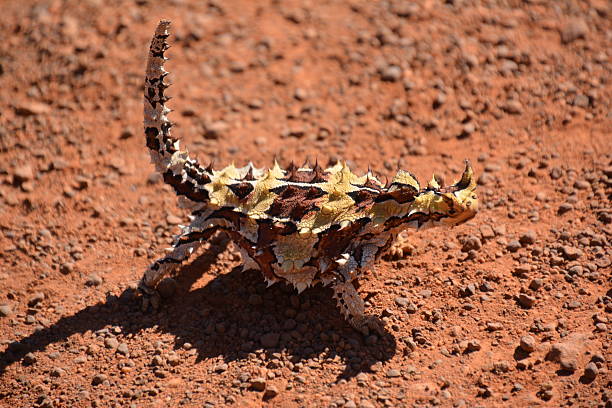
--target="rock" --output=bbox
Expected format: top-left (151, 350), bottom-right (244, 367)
top-left (260, 332), bottom-right (280, 348)
top-left (359, 399), bottom-right (376, 408)
top-left (560, 19), bottom-right (588, 44)
top-left (0, 304), bottom-right (13, 317)
top-left (151, 355), bottom-right (164, 367)
top-left (14, 101), bottom-right (51, 116)
top-left (166, 214), bottom-right (182, 225)
top-left (263, 385), bottom-right (278, 400)
top-left (528, 278), bottom-right (543, 291)
top-left (23, 352), bottom-right (37, 365)
top-left (386, 369), bottom-right (401, 378)
top-left (433, 92), bottom-right (446, 109)
top-left (419, 289), bottom-right (432, 298)
top-left (501, 100), bottom-right (523, 115)
top-left (572, 94), bottom-right (590, 108)
top-left (537, 383), bottom-right (554, 401)
top-left (394, 297), bottom-right (410, 307)
top-left (594, 323), bottom-right (606, 332)
top-left (561, 246), bottom-right (582, 260)
top-left (60, 262), bottom-right (74, 275)
top-left (513, 264), bottom-right (532, 278)
top-left (13, 165), bottom-right (34, 183)
top-left (460, 283), bottom-right (477, 297)
top-left (546, 334), bottom-right (588, 372)
top-left (500, 58), bottom-right (518, 71)
top-left (506, 240), bottom-right (521, 252)
top-left (519, 230), bottom-right (536, 245)
top-left (465, 339), bottom-right (481, 353)
top-left (249, 377), bottom-right (266, 391)
top-left (50, 367), bottom-right (65, 377)
top-left (104, 337), bottom-right (119, 349)
top-left (519, 335), bottom-right (536, 353)
top-left (477, 172), bottom-right (494, 186)
top-left (558, 203), bottom-right (573, 215)
top-left (573, 180), bottom-right (590, 190)
top-left (582, 362), bottom-right (598, 382)
top-left (460, 235), bottom-right (482, 252)
top-left (204, 121), bottom-right (229, 139)
top-left (119, 127), bottom-right (134, 139)
top-left (517, 294), bottom-right (536, 308)
top-left (117, 343), bottom-right (129, 355)
top-left (27, 292), bottom-right (45, 307)
top-left (85, 274), bottom-right (102, 286)
top-left (293, 88), bottom-right (307, 101)
top-left (479, 225), bottom-right (495, 240)
top-left (380, 65), bottom-right (402, 82)
top-left (91, 373), bottom-right (107, 386)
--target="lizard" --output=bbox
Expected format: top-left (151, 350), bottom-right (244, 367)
top-left (139, 20), bottom-right (479, 335)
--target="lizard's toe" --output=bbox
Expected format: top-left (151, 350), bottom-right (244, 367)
top-left (138, 281), bottom-right (161, 312)
top-left (352, 315), bottom-right (386, 336)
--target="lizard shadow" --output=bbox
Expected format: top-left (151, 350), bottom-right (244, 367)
top-left (0, 235), bottom-right (396, 381)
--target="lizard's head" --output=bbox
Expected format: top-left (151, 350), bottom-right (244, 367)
top-left (387, 161), bottom-right (478, 230)
top-left (419, 161), bottom-right (478, 228)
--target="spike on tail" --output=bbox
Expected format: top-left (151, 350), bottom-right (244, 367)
top-left (144, 20), bottom-right (213, 205)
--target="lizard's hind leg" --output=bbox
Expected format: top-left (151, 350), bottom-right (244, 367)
top-left (139, 225), bottom-right (219, 310)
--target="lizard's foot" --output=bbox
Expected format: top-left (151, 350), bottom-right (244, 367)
top-left (138, 280), bottom-right (161, 312)
top-left (351, 314), bottom-right (386, 336)
top-left (386, 232), bottom-right (415, 260)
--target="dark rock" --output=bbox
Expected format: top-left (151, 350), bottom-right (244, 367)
top-left (92, 373), bottom-right (107, 386)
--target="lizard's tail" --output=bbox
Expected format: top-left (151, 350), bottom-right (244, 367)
top-left (144, 20), bottom-right (212, 205)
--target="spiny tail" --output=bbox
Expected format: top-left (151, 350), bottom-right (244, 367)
top-left (144, 20), bottom-right (212, 205)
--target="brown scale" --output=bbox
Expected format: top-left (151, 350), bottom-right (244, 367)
top-left (267, 185), bottom-right (326, 220)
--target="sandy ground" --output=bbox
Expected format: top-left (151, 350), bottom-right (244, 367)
top-left (0, 0), bottom-right (610, 407)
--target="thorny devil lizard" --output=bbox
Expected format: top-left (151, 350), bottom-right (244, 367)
top-left (138, 20), bottom-right (479, 335)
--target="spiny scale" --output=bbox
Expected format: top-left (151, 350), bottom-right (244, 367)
top-left (139, 20), bottom-right (479, 335)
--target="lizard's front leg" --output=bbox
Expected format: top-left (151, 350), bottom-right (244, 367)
top-left (331, 252), bottom-right (385, 335)
top-left (332, 279), bottom-right (385, 336)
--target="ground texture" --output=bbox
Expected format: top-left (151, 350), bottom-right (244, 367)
top-left (0, 0), bottom-right (610, 407)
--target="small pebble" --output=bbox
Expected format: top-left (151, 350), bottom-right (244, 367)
top-left (104, 337), bottom-right (119, 349)
top-left (86, 274), bottom-right (102, 286)
top-left (0, 304), bottom-right (13, 317)
top-left (582, 362), bottom-right (598, 382)
top-left (92, 373), bottom-right (107, 386)
top-left (386, 369), bottom-right (401, 378)
top-left (519, 335), bottom-right (536, 353)
top-left (517, 294), bottom-right (536, 308)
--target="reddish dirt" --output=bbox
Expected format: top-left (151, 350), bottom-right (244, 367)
top-left (0, 1), bottom-right (610, 407)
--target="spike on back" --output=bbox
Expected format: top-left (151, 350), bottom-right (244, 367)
top-left (389, 170), bottom-right (420, 192)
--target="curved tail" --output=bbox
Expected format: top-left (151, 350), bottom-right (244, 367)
top-left (144, 20), bottom-right (212, 205)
